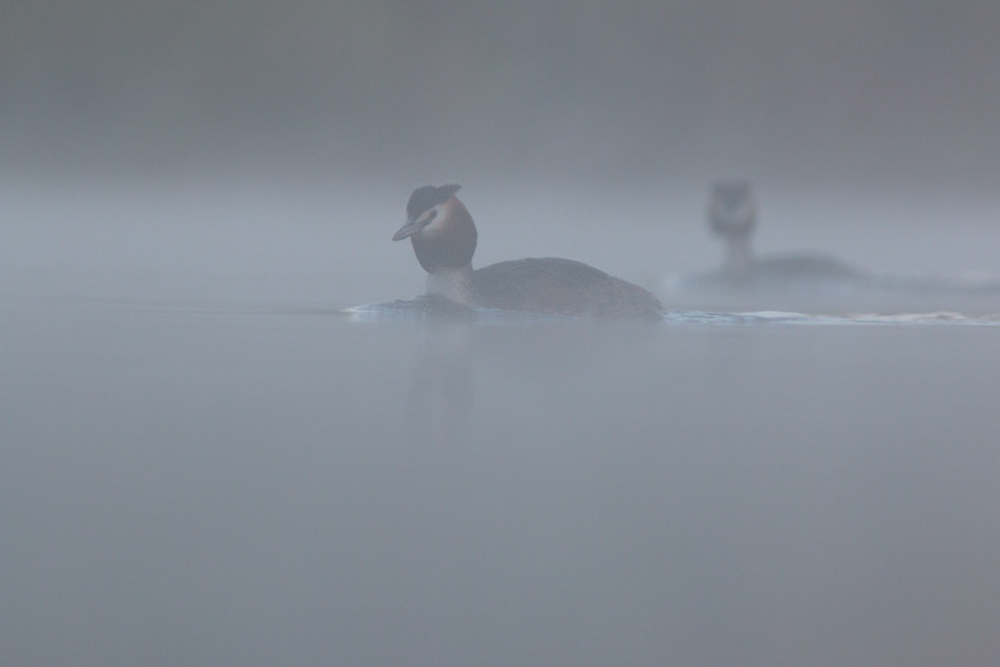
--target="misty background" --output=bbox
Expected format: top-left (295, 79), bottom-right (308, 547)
top-left (3, 0), bottom-right (1000, 188)
top-left (3, 5), bottom-right (1000, 666)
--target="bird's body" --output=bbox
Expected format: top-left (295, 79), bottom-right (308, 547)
top-left (472, 257), bottom-right (662, 318)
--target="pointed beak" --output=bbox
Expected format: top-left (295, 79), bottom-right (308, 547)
top-left (392, 217), bottom-right (427, 241)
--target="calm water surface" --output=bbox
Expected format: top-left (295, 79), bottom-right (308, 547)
top-left (2, 301), bottom-right (998, 667)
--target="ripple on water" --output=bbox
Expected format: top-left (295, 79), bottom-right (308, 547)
top-left (345, 298), bottom-right (1000, 326)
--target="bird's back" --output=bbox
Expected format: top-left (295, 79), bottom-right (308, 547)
top-left (473, 258), bottom-right (663, 320)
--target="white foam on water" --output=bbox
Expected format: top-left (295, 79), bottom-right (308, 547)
top-left (345, 300), bottom-right (1000, 326)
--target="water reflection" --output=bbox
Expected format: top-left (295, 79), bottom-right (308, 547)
top-left (406, 322), bottom-right (474, 450)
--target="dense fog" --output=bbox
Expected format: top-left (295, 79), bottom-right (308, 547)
top-left (3, 1), bottom-right (1000, 187)
top-left (2, 3), bottom-right (1000, 666)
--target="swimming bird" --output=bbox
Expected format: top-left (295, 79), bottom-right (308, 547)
top-left (708, 181), bottom-right (861, 282)
top-left (392, 184), bottom-right (662, 319)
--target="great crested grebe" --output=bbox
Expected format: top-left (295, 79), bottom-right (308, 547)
top-left (708, 181), bottom-right (861, 282)
top-left (661, 181), bottom-right (1000, 313)
top-left (392, 184), bottom-right (663, 319)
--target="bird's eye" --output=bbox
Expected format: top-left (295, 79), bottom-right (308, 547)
top-left (421, 209), bottom-right (437, 224)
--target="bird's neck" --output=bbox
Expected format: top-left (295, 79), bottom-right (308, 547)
top-left (723, 234), bottom-right (754, 277)
top-left (426, 265), bottom-right (474, 306)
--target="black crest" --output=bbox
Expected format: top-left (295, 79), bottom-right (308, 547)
top-left (406, 184), bottom-right (461, 220)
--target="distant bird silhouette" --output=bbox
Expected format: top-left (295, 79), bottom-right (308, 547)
top-left (707, 181), bottom-right (861, 284)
